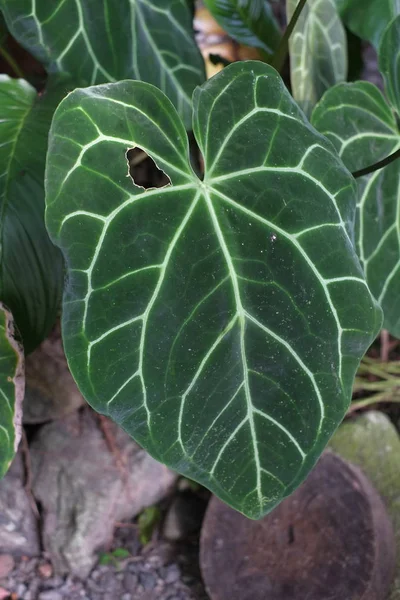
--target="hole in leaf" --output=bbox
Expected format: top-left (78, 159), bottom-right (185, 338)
top-left (126, 147), bottom-right (171, 190)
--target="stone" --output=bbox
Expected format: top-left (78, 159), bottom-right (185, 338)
top-left (38, 562), bottom-right (53, 578)
top-left (38, 591), bottom-right (63, 600)
top-left (165, 565), bottom-right (180, 584)
top-left (0, 555), bottom-right (14, 578)
top-left (23, 322), bottom-right (84, 423)
top-left (0, 452), bottom-right (40, 556)
top-left (30, 409), bottom-right (176, 578)
top-left (330, 411), bottom-right (400, 600)
top-left (201, 452), bottom-right (395, 600)
top-left (163, 492), bottom-right (207, 542)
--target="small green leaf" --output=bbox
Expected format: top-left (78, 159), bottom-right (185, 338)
top-left (138, 506), bottom-right (161, 545)
top-left (0, 303), bottom-right (24, 478)
top-left (312, 16), bottom-right (400, 337)
top-left (98, 553), bottom-right (113, 566)
top-left (111, 547), bottom-right (130, 559)
top-left (45, 62), bottom-right (381, 519)
top-left (287, 0), bottom-right (347, 117)
top-left (0, 0), bottom-right (205, 128)
top-left (0, 75), bottom-right (66, 353)
top-left (203, 0), bottom-right (281, 55)
top-left (335, 0), bottom-right (400, 48)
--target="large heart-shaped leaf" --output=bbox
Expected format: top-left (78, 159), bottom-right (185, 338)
top-left (0, 303), bottom-right (24, 478)
top-left (0, 0), bottom-right (205, 128)
top-left (203, 0), bottom-right (281, 55)
top-left (0, 76), bottom-right (66, 353)
top-left (312, 17), bottom-right (400, 336)
top-left (335, 0), bottom-right (400, 48)
top-left (45, 62), bottom-right (381, 518)
top-left (287, 0), bottom-right (347, 117)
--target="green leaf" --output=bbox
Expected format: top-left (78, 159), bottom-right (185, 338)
top-left (138, 506), bottom-right (161, 544)
top-left (380, 15), bottom-right (400, 116)
top-left (45, 61), bottom-right (381, 519)
top-left (0, 303), bottom-right (24, 478)
top-left (335, 0), bottom-right (400, 48)
top-left (287, 0), bottom-right (347, 117)
top-left (0, 75), bottom-right (66, 353)
top-left (312, 17), bottom-right (400, 337)
top-left (0, 0), bottom-right (205, 129)
top-left (203, 0), bottom-right (281, 55)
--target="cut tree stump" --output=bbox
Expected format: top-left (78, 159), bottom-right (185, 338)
top-left (200, 452), bottom-right (396, 600)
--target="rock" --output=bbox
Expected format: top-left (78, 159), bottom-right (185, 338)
top-left (330, 411), bottom-right (400, 600)
top-left (200, 452), bottom-right (395, 600)
top-left (38, 591), bottom-right (63, 600)
top-left (23, 322), bottom-right (84, 423)
top-left (0, 555), bottom-right (14, 578)
top-left (0, 452), bottom-right (40, 556)
top-left (38, 562), bottom-right (53, 578)
top-left (30, 409), bottom-right (176, 578)
top-left (163, 492), bottom-right (207, 542)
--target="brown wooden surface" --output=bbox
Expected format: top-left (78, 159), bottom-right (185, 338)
top-left (200, 452), bottom-right (396, 600)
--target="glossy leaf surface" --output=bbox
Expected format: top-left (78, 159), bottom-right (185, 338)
top-left (312, 16), bottom-right (400, 336)
top-left (0, 76), bottom-right (65, 353)
top-left (203, 0), bottom-right (281, 54)
top-left (0, 0), bottom-right (205, 128)
top-left (45, 62), bottom-right (381, 518)
top-left (287, 0), bottom-right (347, 117)
top-left (0, 303), bottom-right (24, 478)
top-left (335, 0), bottom-right (400, 48)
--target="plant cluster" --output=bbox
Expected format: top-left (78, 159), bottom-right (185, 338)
top-left (0, 0), bottom-right (399, 520)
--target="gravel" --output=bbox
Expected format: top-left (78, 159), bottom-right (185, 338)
top-left (0, 542), bottom-right (209, 600)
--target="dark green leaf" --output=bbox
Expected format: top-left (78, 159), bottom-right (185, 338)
top-left (0, 303), bottom-right (24, 478)
top-left (203, 0), bottom-right (281, 54)
top-left (0, 0), bottom-right (205, 128)
top-left (0, 76), bottom-right (66, 353)
top-left (288, 0), bottom-right (347, 117)
top-left (45, 62), bottom-right (381, 519)
top-left (335, 0), bottom-right (400, 48)
top-left (312, 17), bottom-right (400, 337)
top-left (379, 14), bottom-right (400, 115)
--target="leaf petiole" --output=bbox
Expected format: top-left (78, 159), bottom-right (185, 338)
top-left (352, 147), bottom-right (400, 179)
top-left (271, 0), bottom-right (308, 73)
top-left (0, 46), bottom-right (25, 79)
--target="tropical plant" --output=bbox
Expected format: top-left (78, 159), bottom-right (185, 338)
top-left (0, 0), bottom-right (399, 519)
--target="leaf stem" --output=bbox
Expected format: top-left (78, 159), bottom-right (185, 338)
top-left (347, 394), bottom-right (400, 415)
top-left (271, 0), bottom-right (308, 73)
top-left (0, 46), bottom-right (25, 79)
top-left (352, 147), bottom-right (400, 178)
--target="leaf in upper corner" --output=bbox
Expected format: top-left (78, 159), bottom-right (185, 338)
top-left (287, 0), bottom-right (347, 118)
top-left (203, 0), bottom-right (281, 55)
top-left (0, 75), bottom-right (67, 353)
top-left (335, 0), bottom-right (400, 48)
top-left (45, 61), bottom-right (381, 519)
top-left (379, 14), bottom-right (400, 115)
top-left (0, 303), bottom-right (24, 478)
top-left (0, 0), bottom-right (205, 129)
top-left (312, 15), bottom-right (400, 337)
